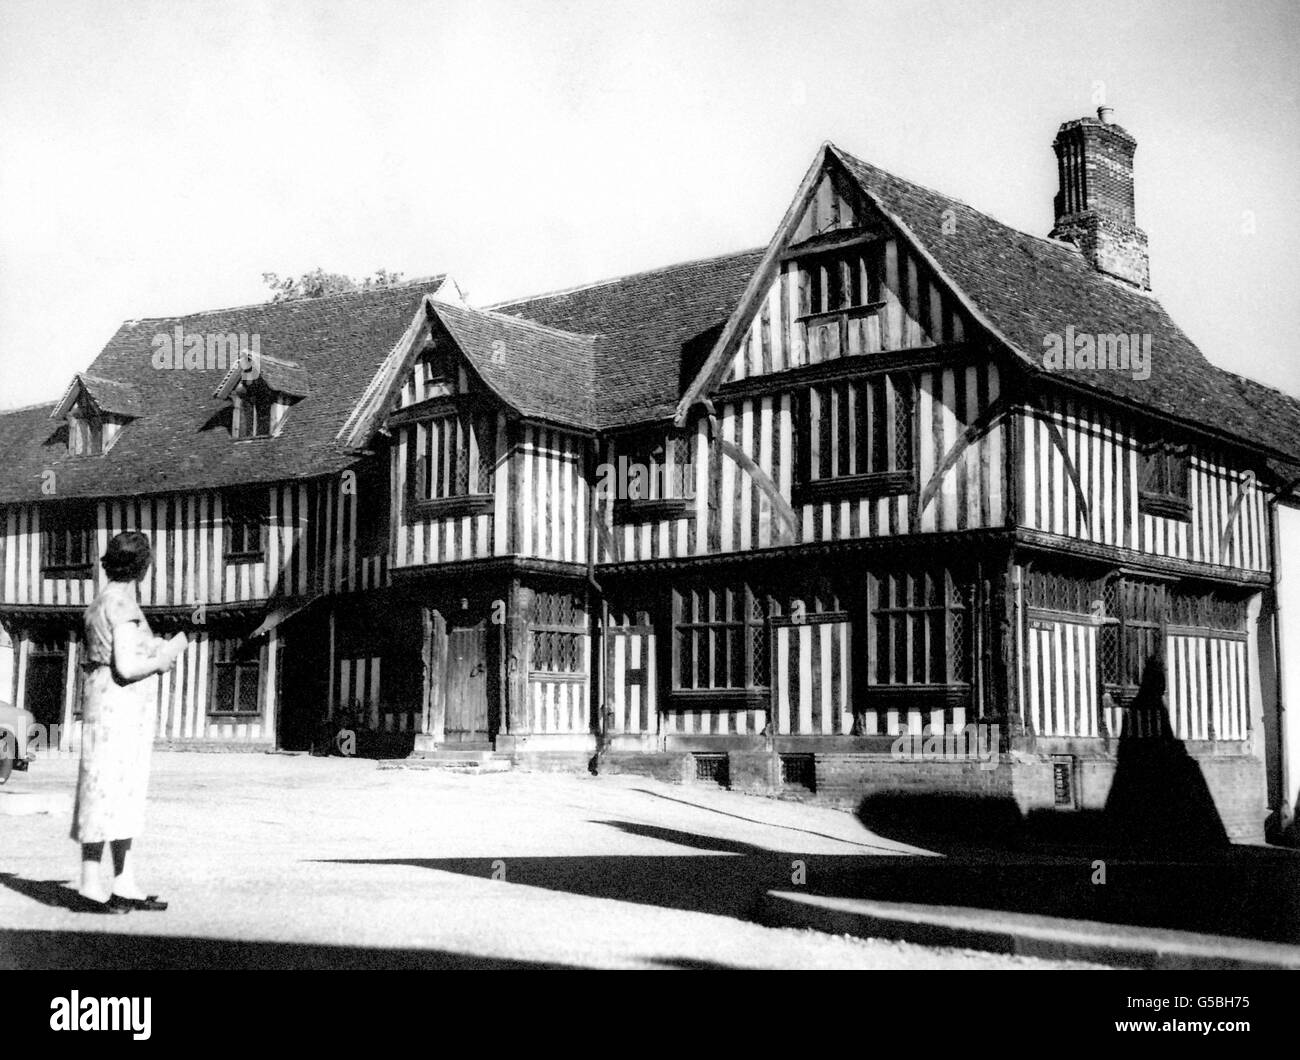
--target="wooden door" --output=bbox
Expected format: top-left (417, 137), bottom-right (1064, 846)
top-left (25, 636), bottom-right (67, 730)
top-left (444, 619), bottom-right (489, 745)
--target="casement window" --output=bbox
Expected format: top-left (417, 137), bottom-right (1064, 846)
top-left (1022, 566), bottom-right (1098, 618)
top-left (407, 409), bottom-right (497, 517)
top-left (210, 638), bottom-right (260, 715)
top-left (1099, 578), bottom-right (1247, 694)
top-left (530, 590), bottom-right (586, 675)
top-left (792, 242), bottom-right (886, 365)
top-left (866, 567), bottom-right (970, 686)
top-left (794, 373), bottom-right (915, 502)
top-left (672, 582), bottom-right (769, 698)
top-left (1098, 578), bottom-right (1166, 693)
top-left (611, 427), bottom-right (696, 522)
top-left (1138, 442), bottom-right (1190, 520)
top-left (223, 491), bottom-right (266, 561)
top-left (40, 502), bottom-right (96, 575)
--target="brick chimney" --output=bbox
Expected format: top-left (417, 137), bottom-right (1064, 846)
top-left (1049, 106), bottom-right (1150, 290)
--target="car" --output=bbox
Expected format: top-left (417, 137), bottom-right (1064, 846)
top-left (0, 698), bottom-right (34, 784)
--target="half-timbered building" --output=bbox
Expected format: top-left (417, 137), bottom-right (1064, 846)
top-left (3, 107), bottom-right (1298, 842)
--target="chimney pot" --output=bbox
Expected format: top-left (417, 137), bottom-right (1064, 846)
top-left (1097, 105), bottom-right (1114, 124)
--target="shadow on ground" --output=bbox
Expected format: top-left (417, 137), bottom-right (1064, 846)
top-left (0, 925), bottom-right (579, 969)
top-left (320, 808), bottom-right (1300, 945)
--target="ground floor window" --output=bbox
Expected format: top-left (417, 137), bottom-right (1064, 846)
top-left (530, 590), bottom-right (586, 675)
top-left (866, 567), bottom-right (969, 686)
top-left (1099, 577), bottom-right (1248, 696)
top-left (672, 582), bottom-right (768, 692)
top-left (210, 638), bottom-right (260, 715)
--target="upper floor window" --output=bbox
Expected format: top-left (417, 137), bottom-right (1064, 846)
top-left (1138, 441), bottom-right (1190, 520)
top-left (224, 491), bottom-right (266, 562)
top-left (40, 501), bottom-right (96, 576)
top-left (792, 242), bottom-right (885, 364)
top-left (407, 408), bottom-right (497, 517)
top-left (414, 345), bottom-right (456, 403)
top-left (794, 373), bottom-right (915, 502)
top-left (610, 427), bottom-right (696, 523)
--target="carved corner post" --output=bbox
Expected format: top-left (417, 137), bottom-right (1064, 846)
top-left (503, 578), bottom-right (533, 742)
top-left (421, 606), bottom-right (446, 744)
top-left (989, 548), bottom-right (1026, 752)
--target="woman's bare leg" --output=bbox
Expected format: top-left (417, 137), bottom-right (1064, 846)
top-left (79, 842), bottom-right (108, 902)
top-left (109, 839), bottom-right (144, 899)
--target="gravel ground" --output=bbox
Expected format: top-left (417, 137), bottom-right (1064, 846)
top-left (0, 752), bottom-right (1109, 969)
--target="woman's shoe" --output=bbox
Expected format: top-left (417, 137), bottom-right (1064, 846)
top-left (114, 894), bottom-right (168, 911)
top-left (69, 892), bottom-right (131, 915)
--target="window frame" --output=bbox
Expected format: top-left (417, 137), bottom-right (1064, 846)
top-left (1137, 441), bottom-right (1191, 521)
top-left (611, 427), bottom-right (697, 524)
top-left (670, 582), bottom-right (769, 705)
top-left (209, 637), bottom-right (262, 717)
top-left (223, 490), bottom-right (267, 563)
top-left (529, 590), bottom-right (587, 678)
top-left (39, 502), bottom-right (97, 577)
top-left (866, 566), bottom-right (971, 689)
top-left (792, 372), bottom-right (917, 504)
top-left (406, 407), bottom-right (497, 520)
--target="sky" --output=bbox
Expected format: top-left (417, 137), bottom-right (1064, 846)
top-left (1, 0), bottom-right (1297, 410)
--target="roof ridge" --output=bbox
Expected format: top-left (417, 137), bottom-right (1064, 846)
top-left (444, 300), bottom-right (600, 344)
top-left (832, 144), bottom-right (1075, 253)
top-left (0, 400), bottom-right (58, 416)
top-left (486, 247), bottom-right (765, 310)
top-left (120, 275), bottom-right (447, 327)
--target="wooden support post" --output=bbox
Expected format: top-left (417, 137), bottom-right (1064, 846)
top-left (504, 578), bottom-right (532, 738)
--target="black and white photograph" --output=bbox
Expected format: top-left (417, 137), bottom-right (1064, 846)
top-left (0, 0), bottom-right (1296, 1037)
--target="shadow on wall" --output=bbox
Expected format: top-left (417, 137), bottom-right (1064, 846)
top-left (858, 658), bottom-right (1228, 856)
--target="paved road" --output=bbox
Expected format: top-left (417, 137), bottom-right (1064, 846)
top-left (0, 752), bottom-right (1106, 969)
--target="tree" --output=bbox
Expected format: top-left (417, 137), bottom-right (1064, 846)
top-left (262, 267), bottom-right (406, 302)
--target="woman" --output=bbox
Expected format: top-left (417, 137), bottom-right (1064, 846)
top-left (71, 531), bottom-right (186, 913)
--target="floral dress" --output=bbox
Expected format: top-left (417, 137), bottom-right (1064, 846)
top-left (70, 582), bottom-right (159, 843)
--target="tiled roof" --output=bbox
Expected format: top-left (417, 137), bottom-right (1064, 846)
top-left (0, 280), bottom-right (441, 503)
top-left (491, 249), bottom-right (765, 427)
top-left (431, 302), bottom-right (597, 427)
top-left (832, 147), bottom-right (1300, 467)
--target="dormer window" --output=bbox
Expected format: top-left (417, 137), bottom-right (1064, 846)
top-left (214, 355), bottom-right (309, 440)
top-left (51, 374), bottom-right (141, 457)
top-left (235, 378), bottom-right (276, 439)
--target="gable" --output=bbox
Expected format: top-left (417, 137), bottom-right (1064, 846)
top-left (677, 148), bottom-right (982, 423)
top-left (723, 168), bottom-right (974, 383)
